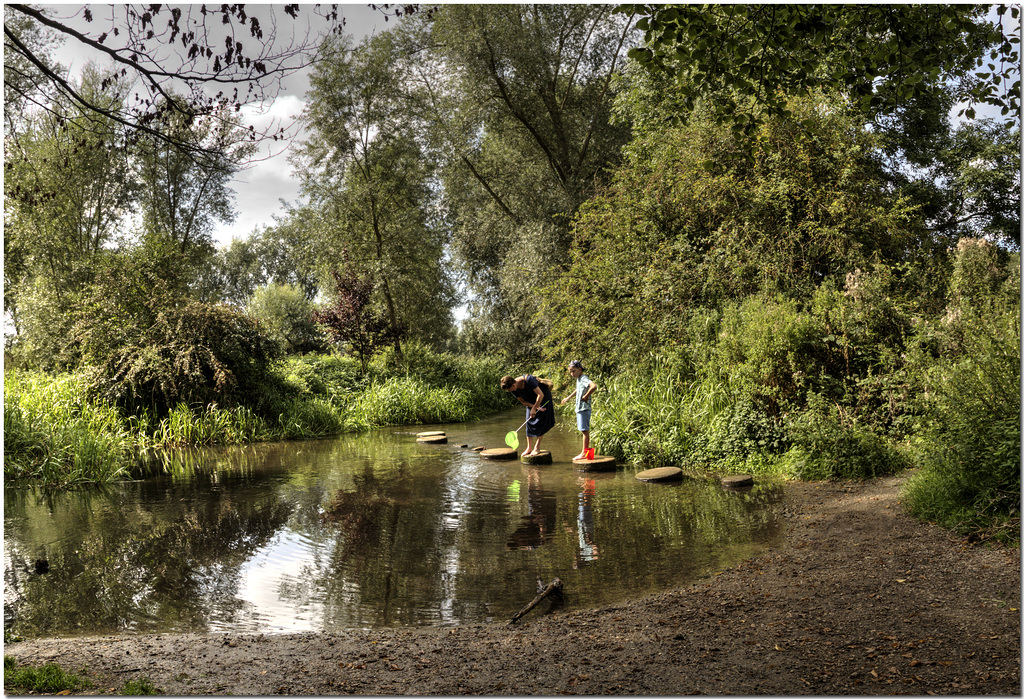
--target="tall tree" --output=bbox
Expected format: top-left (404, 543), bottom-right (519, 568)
top-left (294, 32), bottom-right (458, 355)
top-left (4, 63), bottom-right (135, 363)
top-left (134, 95), bottom-right (253, 262)
top-left (398, 4), bottom-right (637, 359)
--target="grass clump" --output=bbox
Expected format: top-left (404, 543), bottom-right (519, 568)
top-left (4, 656), bottom-right (90, 693)
top-left (3, 370), bottom-right (135, 486)
top-left (121, 677), bottom-right (162, 695)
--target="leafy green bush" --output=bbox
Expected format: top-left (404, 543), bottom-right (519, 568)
top-left (696, 398), bottom-right (789, 462)
top-left (74, 251), bottom-right (282, 417)
top-left (902, 303), bottom-right (1020, 543)
top-left (246, 282), bottom-right (326, 354)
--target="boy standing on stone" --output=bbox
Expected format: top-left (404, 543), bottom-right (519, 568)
top-left (561, 360), bottom-right (598, 460)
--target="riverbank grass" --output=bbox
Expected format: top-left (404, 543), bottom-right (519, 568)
top-left (4, 656), bottom-right (90, 693)
top-left (4, 345), bottom-right (507, 486)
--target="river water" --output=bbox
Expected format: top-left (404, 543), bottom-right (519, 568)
top-left (4, 409), bottom-right (785, 638)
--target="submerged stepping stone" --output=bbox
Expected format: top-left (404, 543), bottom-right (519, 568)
top-left (480, 447), bottom-right (518, 461)
top-left (636, 466), bottom-right (684, 483)
top-left (416, 430), bottom-right (446, 438)
top-left (417, 434), bottom-right (448, 445)
top-left (520, 450), bottom-right (552, 465)
top-left (572, 455), bottom-right (617, 472)
top-left (722, 474), bottom-right (754, 489)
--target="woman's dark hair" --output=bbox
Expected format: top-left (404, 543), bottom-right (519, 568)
top-left (500, 375), bottom-right (516, 390)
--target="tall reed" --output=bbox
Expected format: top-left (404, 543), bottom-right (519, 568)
top-left (4, 370), bottom-right (134, 485)
top-left (593, 356), bottom-right (735, 468)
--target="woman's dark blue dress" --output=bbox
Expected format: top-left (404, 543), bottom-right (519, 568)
top-left (512, 374), bottom-right (555, 437)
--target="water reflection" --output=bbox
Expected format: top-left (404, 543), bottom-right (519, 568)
top-left (574, 477), bottom-right (600, 566)
top-left (5, 411), bottom-right (786, 639)
top-left (506, 467), bottom-right (558, 551)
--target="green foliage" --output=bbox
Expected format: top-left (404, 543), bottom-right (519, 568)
top-left (4, 370), bottom-right (134, 486)
top-left (3, 656), bottom-right (89, 693)
top-left (360, 377), bottom-right (471, 426)
top-left (246, 282), bottom-right (325, 354)
top-left (293, 31), bottom-right (458, 354)
top-left (624, 4), bottom-right (1019, 138)
top-left (697, 399), bottom-right (790, 463)
top-left (121, 677), bottom-right (161, 695)
top-left (780, 393), bottom-right (910, 481)
top-left (592, 355), bottom-right (730, 468)
top-left (74, 249), bottom-right (282, 417)
top-left (394, 4), bottom-right (635, 360)
top-left (902, 301), bottom-right (1020, 544)
top-left (544, 95), bottom-right (923, 372)
top-left (6, 346), bottom-right (507, 485)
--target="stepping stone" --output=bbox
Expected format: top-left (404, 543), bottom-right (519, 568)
top-left (520, 450), bottom-right (552, 465)
top-left (572, 455), bottom-right (617, 472)
top-left (636, 466), bottom-right (684, 483)
top-left (480, 447), bottom-right (518, 461)
top-left (417, 434), bottom-right (448, 444)
top-left (722, 474), bottom-right (754, 489)
top-left (416, 430), bottom-right (446, 438)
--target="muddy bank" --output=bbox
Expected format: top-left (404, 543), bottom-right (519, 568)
top-left (5, 473), bottom-right (1020, 695)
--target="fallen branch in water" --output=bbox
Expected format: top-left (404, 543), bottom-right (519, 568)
top-left (509, 577), bottom-right (564, 625)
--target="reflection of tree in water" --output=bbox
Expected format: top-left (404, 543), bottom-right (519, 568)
top-left (5, 484), bottom-right (294, 638)
top-left (321, 462), bottom-right (414, 561)
top-left (506, 467), bottom-right (558, 551)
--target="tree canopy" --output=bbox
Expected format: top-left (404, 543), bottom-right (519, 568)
top-left (623, 4), bottom-right (1020, 137)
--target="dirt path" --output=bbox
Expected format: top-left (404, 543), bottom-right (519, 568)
top-left (6, 474), bottom-right (1020, 695)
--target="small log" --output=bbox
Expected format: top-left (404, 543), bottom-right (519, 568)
top-left (509, 577), bottom-right (564, 625)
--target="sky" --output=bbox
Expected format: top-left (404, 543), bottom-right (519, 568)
top-left (49, 4), bottom-right (391, 247)
top-left (216, 5), bottom-right (388, 246)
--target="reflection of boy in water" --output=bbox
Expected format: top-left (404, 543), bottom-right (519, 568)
top-left (573, 477), bottom-right (599, 568)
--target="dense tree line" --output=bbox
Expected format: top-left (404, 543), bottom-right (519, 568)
top-left (4, 4), bottom-right (1020, 539)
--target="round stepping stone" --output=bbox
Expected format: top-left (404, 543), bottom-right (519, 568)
top-left (417, 434), bottom-right (448, 445)
top-left (572, 455), bottom-right (617, 472)
top-left (636, 466), bottom-right (684, 483)
top-left (416, 430), bottom-right (446, 438)
top-left (722, 474), bottom-right (754, 489)
top-left (480, 447), bottom-right (518, 461)
top-left (520, 450), bottom-right (552, 465)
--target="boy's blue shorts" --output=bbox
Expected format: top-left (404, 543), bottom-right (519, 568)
top-left (576, 410), bottom-right (591, 432)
